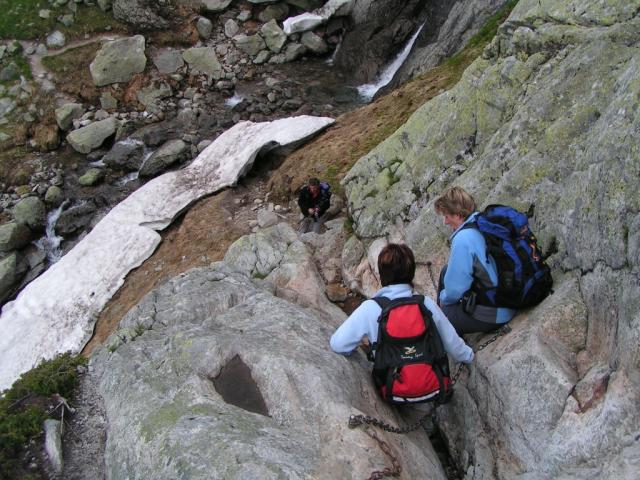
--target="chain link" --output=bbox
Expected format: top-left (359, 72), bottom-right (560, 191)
top-left (362, 427), bottom-right (402, 480)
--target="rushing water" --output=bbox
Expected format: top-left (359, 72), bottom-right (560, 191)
top-left (34, 199), bottom-right (69, 264)
top-left (225, 92), bottom-right (245, 108)
top-left (357, 22), bottom-right (426, 100)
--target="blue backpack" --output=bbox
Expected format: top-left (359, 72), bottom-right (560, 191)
top-left (464, 205), bottom-right (553, 309)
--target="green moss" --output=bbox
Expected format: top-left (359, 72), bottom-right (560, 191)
top-left (59, 5), bottom-right (128, 41)
top-left (0, 353), bottom-right (86, 477)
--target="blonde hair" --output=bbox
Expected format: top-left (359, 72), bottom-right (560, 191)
top-left (434, 186), bottom-right (476, 218)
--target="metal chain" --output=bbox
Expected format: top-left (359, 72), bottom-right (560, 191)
top-left (362, 427), bottom-right (402, 480)
top-left (348, 406), bottom-right (433, 434)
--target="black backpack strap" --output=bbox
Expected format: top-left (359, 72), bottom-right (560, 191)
top-left (372, 296), bottom-right (391, 311)
top-left (367, 296), bottom-right (391, 362)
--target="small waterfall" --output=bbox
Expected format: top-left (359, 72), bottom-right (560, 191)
top-left (357, 22), bottom-right (425, 100)
top-left (225, 92), bottom-right (245, 108)
top-left (115, 171), bottom-right (139, 187)
top-left (34, 200), bottom-right (69, 264)
top-left (326, 37), bottom-right (343, 66)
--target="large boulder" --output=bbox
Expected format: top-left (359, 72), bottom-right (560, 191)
top-left (89, 36), bottom-right (147, 87)
top-left (138, 139), bottom-right (188, 178)
top-left (233, 34), bottom-right (267, 57)
top-left (151, 49), bottom-right (184, 74)
top-left (55, 202), bottom-right (97, 236)
top-left (342, 0), bottom-right (640, 477)
top-left (102, 139), bottom-right (146, 171)
top-left (67, 117), bottom-right (119, 154)
top-left (112, 0), bottom-right (173, 29)
top-left (261, 20), bottom-right (287, 53)
top-left (0, 252), bottom-right (28, 304)
top-left (55, 103), bottom-right (84, 131)
top-left (92, 256), bottom-right (446, 479)
top-left (182, 47), bottom-right (223, 78)
top-left (0, 222), bottom-right (32, 252)
top-left (12, 197), bottom-right (46, 232)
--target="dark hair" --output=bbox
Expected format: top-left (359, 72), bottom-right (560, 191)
top-left (308, 177), bottom-right (320, 186)
top-left (377, 243), bottom-right (415, 287)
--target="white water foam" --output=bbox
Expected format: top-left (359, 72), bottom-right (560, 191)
top-left (225, 92), bottom-right (245, 108)
top-left (34, 200), bottom-right (69, 264)
top-left (357, 22), bottom-right (425, 100)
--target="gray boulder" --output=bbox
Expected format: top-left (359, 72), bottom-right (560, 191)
top-left (0, 252), bottom-right (28, 303)
top-left (182, 47), bottom-right (223, 78)
top-left (55, 103), bottom-right (84, 131)
top-left (256, 209), bottom-right (278, 228)
top-left (139, 139), bottom-right (188, 178)
top-left (233, 34), bottom-right (267, 56)
top-left (301, 31), bottom-right (329, 54)
top-left (342, 1), bottom-right (640, 477)
top-left (67, 117), bottom-right (119, 154)
top-left (284, 42), bottom-right (306, 62)
top-left (261, 20), bottom-right (287, 53)
top-left (100, 92), bottom-right (118, 110)
top-left (0, 222), bottom-right (32, 252)
top-left (258, 3), bottom-right (289, 22)
top-left (44, 419), bottom-right (63, 474)
top-left (12, 197), bottom-right (46, 232)
top-left (46, 31), bottom-right (66, 49)
top-left (102, 140), bottom-right (145, 171)
top-left (285, 0), bottom-right (322, 10)
top-left (201, 0), bottom-right (232, 12)
top-left (137, 83), bottom-right (171, 112)
top-left (196, 16), bottom-right (213, 39)
top-left (151, 49), bottom-right (184, 74)
top-left (92, 226), bottom-right (445, 479)
top-left (112, 0), bottom-right (172, 29)
top-left (89, 36), bottom-right (147, 87)
top-left (224, 19), bottom-right (239, 38)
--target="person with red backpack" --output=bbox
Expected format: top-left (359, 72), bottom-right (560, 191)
top-left (330, 244), bottom-right (473, 404)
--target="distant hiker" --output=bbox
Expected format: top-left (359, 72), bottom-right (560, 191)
top-left (434, 187), bottom-right (552, 335)
top-left (330, 243), bottom-right (473, 404)
top-left (298, 177), bottom-right (331, 234)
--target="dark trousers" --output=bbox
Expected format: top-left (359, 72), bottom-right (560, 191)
top-left (438, 266), bottom-right (501, 336)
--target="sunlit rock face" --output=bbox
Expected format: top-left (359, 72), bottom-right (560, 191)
top-left (0, 116), bottom-right (333, 391)
top-left (92, 236), bottom-right (446, 479)
top-left (342, 0), bottom-right (640, 477)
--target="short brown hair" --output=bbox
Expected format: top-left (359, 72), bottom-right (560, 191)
top-left (434, 186), bottom-right (476, 218)
top-left (377, 244), bottom-right (415, 287)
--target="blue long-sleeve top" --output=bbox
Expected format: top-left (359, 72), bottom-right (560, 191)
top-left (330, 284), bottom-right (474, 364)
top-left (439, 212), bottom-right (515, 323)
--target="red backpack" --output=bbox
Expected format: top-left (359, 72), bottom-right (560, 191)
top-left (369, 295), bottom-right (451, 404)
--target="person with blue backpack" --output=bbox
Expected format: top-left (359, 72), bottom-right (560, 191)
top-left (434, 187), bottom-right (552, 335)
top-left (298, 177), bottom-right (332, 234)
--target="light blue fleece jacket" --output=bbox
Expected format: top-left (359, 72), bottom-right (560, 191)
top-left (330, 284), bottom-right (474, 364)
top-left (439, 212), bottom-right (515, 323)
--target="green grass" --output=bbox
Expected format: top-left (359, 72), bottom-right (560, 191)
top-left (0, 353), bottom-right (86, 478)
top-left (0, 0), bottom-right (60, 40)
top-left (0, 1), bottom-right (127, 41)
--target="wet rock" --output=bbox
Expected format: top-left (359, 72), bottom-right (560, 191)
top-left (33, 124), bottom-right (60, 152)
top-left (151, 49), bottom-right (184, 74)
top-left (0, 252), bottom-right (28, 303)
top-left (44, 186), bottom-right (64, 206)
top-left (285, 0), bottom-right (322, 11)
top-left (78, 168), bottom-right (105, 187)
top-left (182, 47), bottom-right (223, 78)
top-left (261, 19), bottom-right (287, 53)
top-left (55, 202), bottom-right (97, 236)
top-left (67, 117), bottom-right (119, 154)
top-left (224, 19), bottom-right (240, 38)
top-left (233, 34), bottom-right (267, 57)
top-left (202, 0), bottom-right (232, 12)
top-left (102, 140), bottom-right (145, 171)
top-left (0, 222), bottom-right (32, 252)
top-left (258, 4), bottom-right (289, 23)
top-left (89, 35), bottom-right (147, 87)
top-left (301, 31), bottom-right (328, 54)
top-left (13, 197), bottom-right (46, 232)
top-left (196, 17), bottom-right (213, 39)
top-left (55, 103), bottom-right (85, 131)
top-left (139, 139), bottom-right (188, 178)
top-left (46, 31), bottom-right (66, 49)
top-left (44, 419), bottom-right (63, 475)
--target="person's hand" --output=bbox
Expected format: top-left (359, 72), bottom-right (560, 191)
top-left (308, 208), bottom-right (315, 215)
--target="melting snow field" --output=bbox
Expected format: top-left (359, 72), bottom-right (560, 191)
top-left (0, 116), bottom-right (334, 390)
